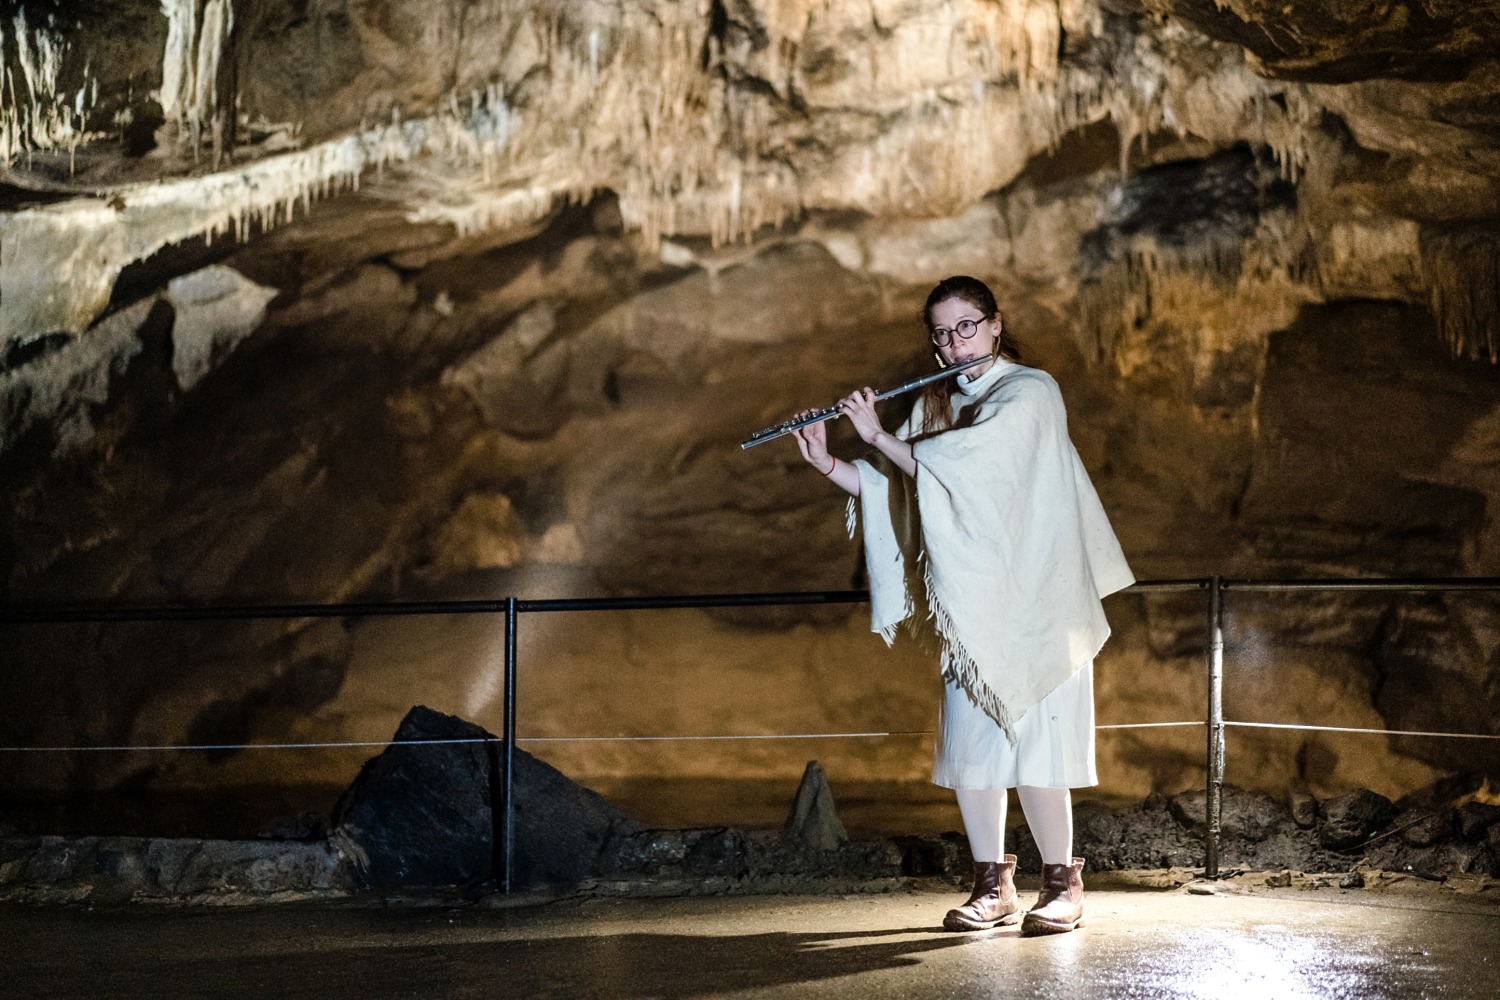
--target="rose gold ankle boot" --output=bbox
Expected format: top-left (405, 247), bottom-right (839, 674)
top-left (1021, 857), bottom-right (1085, 935)
top-left (943, 855), bottom-right (1020, 931)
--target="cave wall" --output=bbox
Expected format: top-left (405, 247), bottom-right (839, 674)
top-left (1, 0), bottom-right (1498, 827)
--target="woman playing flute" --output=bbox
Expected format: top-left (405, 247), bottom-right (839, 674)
top-left (792, 275), bottom-right (1133, 934)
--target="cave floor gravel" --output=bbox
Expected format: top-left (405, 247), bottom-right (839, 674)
top-left (2, 874), bottom-right (1497, 999)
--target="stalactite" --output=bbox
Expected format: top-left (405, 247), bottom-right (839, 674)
top-left (7, 0), bottom-right (1334, 287)
top-left (1079, 196), bottom-right (1318, 363)
top-left (0, 87), bottom-right (537, 339)
top-left (1061, 18), bottom-right (1320, 183)
top-left (159, 0), bottom-right (234, 154)
top-left (405, 182), bottom-right (557, 238)
top-left (1, 0), bottom-right (1460, 361)
top-left (0, 9), bottom-right (98, 168)
top-left (1047, 17), bottom-right (1341, 360)
top-left (159, 0), bottom-right (197, 123)
top-left (1423, 230), bottom-right (1500, 364)
top-left (1254, 84), bottom-right (1318, 181)
top-left (192, 0), bottom-right (233, 151)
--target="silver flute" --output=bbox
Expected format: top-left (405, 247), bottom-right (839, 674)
top-left (739, 354), bottom-right (992, 449)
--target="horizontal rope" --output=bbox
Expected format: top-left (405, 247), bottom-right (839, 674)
top-left (1221, 578), bottom-right (1500, 593)
top-left (0, 721), bottom-right (1213, 753)
top-left (1225, 720), bottom-right (1500, 740)
top-left (19, 717), bottom-right (1499, 752)
top-left (517, 731), bottom-right (917, 742)
top-left (1096, 721), bottom-right (1203, 730)
top-left (0, 733), bottom-right (915, 752)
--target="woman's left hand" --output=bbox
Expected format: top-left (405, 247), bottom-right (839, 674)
top-left (839, 387), bottom-right (886, 445)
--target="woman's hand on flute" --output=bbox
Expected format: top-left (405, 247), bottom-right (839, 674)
top-left (841, 387), bottom-right (916, 479)
top-left (793, 411), bottom-right (860, 495)
top-left (792, 411), bottom-right (832, 473)
top-left (839, 388), bottom-right (886, 445)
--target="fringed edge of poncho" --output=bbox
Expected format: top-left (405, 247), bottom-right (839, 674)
top-left (924, 559), bottom-right (1020, 747)
top-left (846, 443), bottom-right (1022, 743)
top-left (850, 493), bottom-right (915, 648)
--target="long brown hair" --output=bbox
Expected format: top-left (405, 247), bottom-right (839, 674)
top-left (920, 276), bottom-right (1023, 434)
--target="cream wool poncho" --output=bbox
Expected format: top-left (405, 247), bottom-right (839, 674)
top-left (850, 358), bottom-right (1134, 745)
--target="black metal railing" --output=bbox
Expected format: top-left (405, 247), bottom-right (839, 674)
top-left (4, 576), bottom-right (1498, 889)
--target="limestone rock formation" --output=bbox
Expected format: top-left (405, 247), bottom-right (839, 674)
top-left (0, 0), bottom-right (1497, 835)
top-left (783, 759), bottom-right (848, 852)
top-left (7, 778), bottom-right (1499, 901)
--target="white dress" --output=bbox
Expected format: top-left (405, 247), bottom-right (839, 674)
top-left (931, 658), bottom-right (1098, 790)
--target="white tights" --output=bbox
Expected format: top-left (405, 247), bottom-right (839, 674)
top-left (955, 786), bottom-right (1074, 865)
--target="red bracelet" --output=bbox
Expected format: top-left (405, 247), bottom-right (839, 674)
top-left (821, 457), bottom-right (838, 476)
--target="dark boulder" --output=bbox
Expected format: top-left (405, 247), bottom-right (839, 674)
top-left (332, 705), bottom-right (633, 890)
top-left (1457, 802), bottom-right (1500, 841)
top-left (1319, 789), bottom-right (1395, 851)
top-left (600, 828), bottom-right (694, 876)
top-left (895, 832), bottom-right (970, 877)
top-left (1170, 786), bottom-right (1287, 842)
top-left (1400, 810), bottom-right (1455, 848)
top-left (597, 826), bottom-right (750, 880)
top-left (1075, 799), bottom-right (1126, 850)
top-left (684, 828), bottom-right (748, 877)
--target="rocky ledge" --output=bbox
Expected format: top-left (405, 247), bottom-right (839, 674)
top-left (2, 706), bottom-right (1497, 904)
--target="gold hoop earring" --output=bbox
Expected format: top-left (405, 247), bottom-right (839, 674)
top-left (934, 351), bottom-right (946, 368)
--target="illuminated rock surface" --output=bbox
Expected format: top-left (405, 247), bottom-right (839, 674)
top-left (0, 1), bottom-right (1497, 833)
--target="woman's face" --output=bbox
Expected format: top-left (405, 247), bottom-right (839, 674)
top-left (928, 296), bottom-right (998, 371)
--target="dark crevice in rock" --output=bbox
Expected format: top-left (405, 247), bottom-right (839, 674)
top-left (1083, 143), bottom-right (1295, 262)
top-left (0, 182), bottom-right (75, 212)
top-left (0, 332), bottom-right (73, 373)
top-left (109, 235), bottom-right (244, 315)
top-left (1145, 0), bottom-right (1500, 83)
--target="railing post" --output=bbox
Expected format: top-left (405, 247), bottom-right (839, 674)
top-left (1205, 575), bottom-right (1225, 878)
top-left (501, 595), bottom-right (518, 894)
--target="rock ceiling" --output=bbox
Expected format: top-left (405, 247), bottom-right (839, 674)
top-left (1, 0), bottom-right (1497, 356)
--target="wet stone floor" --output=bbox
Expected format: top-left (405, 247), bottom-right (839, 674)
top-left (1, 880), bottom-right (1496, 999)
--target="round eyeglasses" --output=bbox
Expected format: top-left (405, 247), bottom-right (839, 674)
top-left (930, 317), bottom-right (985, 347)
